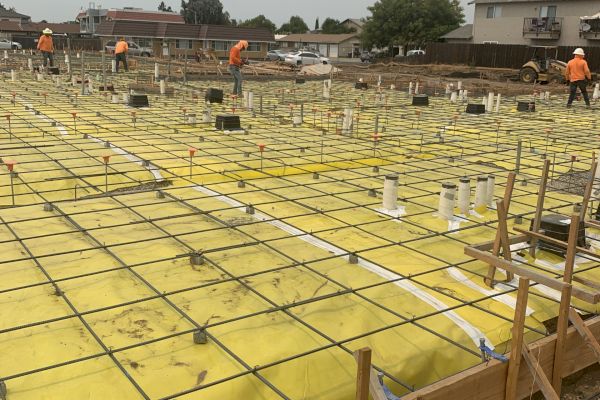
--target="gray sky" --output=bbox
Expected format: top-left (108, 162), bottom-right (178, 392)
top-left (5, 0), bottom-right (474, 25)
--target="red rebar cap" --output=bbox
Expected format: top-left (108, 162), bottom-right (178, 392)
top-left (258, 144), bottom-right (265, 152)
top-left (4, 159), bottom-right (16, 171)
top-left (102, 155), bottom-right (111, 164)
top-left (188, 147), bottom-right (197, 157)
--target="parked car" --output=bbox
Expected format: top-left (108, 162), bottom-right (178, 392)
top-left (406, 49), bottom-right (426, 56)
top-left (104, 41), bottom-right (153, 57)
top-left (284, 51), bottom-right (329, 66)
top-left (265, 49), bottom-right (286, 61)
top-left (0, 39), bottom-right (21, 50)
top-left (360, 51), bottom-right (372, 63)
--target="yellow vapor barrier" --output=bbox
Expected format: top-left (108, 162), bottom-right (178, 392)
top-left (0, 66), bottom-right (599, 399)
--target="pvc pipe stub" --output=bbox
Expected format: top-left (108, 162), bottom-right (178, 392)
top-left (385, 174), bottom-right (398, 181)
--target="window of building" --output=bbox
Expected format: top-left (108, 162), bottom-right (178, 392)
top-left (247, 42), bottom-right (261, 51)
top-left (175, 39), bottom-right (193, 49)
top-left (486, 5), bottom-right (502, 18)
top-left (211, 40), bottom-right (236, 51)
top-left (540, 6), bottom-right (557, 18)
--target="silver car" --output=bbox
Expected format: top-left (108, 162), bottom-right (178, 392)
top-left (0, 39), bottom-right (22, 50)
top-left (284, 51), bottom-right (329, 66)
top-left (104, 41), bottom-right (153, 57)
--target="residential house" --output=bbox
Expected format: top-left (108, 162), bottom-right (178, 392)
top-left (440, 24), bottom-right (474, 43)
top-left (276, 33), bottom-right (361, 58)
top-left (341, 18), bottom-right (364, 34)
top-left (77, 6), bottom-right (183, 34)
top-left (471, 0), bottom-right (600, 46)
top-left (0, 8), bottom-right (31, 24)
top-left (95, 21), bottom-right (275, 58)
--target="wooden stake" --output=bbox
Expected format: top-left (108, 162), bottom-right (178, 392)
top-left (551, 284), bottom-right (572, 392)
top-left (563, 214), bottom-right (580, 284)
top-left (569, 308), bottom-right (600, 362)
top-left (580, 161), bottom-right (598, 220)
top-left (521, 344), bottom-right (560, 400)
top-left (505, 277), bottom-right (529, 400)
top-left (529, 159), bottom-right (551, 258)
top-left (355, 348), bottom-right (371, 400)
top-left (485, 172), bottom-right (516, 287)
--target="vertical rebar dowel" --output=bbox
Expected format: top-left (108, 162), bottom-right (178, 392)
top-left (184, 49), bottom-right (188, 85)
top-left (9, 170), bottom-right (14, 206)
top-left (516, 139), bottom-right (522, 174)
top-left (259, 94), bottom-right (263, 114)
top-left (67, 36), bottom-right (72, 82)
top-left (101, 51), bottom-right (106, 90)
top-left (374, 114), bottom-right (379, 134)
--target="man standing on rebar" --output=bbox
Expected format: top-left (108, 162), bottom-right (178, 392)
top-left (115, 37), bottom-right (129, 73)
top-left (228, 40), bottom-right (248, 96)
top-left (565, 48), bottom-right (591, 109)
top-left (37, 28), bottom-right (54, 69)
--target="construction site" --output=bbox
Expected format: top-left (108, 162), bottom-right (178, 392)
top-left (1, 48), bottom-right (600, 400)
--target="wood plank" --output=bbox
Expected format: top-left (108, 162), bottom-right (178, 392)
top-left (563, 214), bottom-right (580, 284)
top-left (505, 278), bottom-right (529, 400)
top-left (497, 199), bottom-right (514, 282)
top-left (521, 344), bottom-right (559, 400)
top-left (513, 227), bottom-right (599, 259)
top-left (580, 161), bottom-right (598, 220)
top-left (402, 316), bottom-right (600, 400)
top-left (569, 308), bottom-right (600, 362)
top-left (353, 350), bottom-right (388, 400)
top-left (529, 159), bottom-right (551, 258)
top-left (551, 284), bottom-right (572, 392)
top-left (572, 275), bottom-right (600, 291)
top-left (355, 348), bottom-right (371, 400)
top-left (485, 173), bottom-right (516, 286)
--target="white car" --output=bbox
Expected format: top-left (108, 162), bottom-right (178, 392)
top-left (284, 51), bottom-right (329, 66)
top-left (406, 49), bottom-right (425, 56)
top-left (0, 39), bottom-right (22, 50)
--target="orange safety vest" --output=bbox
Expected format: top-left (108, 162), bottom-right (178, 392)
top-left (565, 56), bottom-right (591, 82)
top-left (37, 35), bottom-right (53, 52)
top-left (115, 41), bottom-right (128, 54)
top-left (229, 45), bottom-right (242, 66)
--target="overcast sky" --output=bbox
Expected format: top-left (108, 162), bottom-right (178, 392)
top-left (4, 0), bottom-right (474, 25)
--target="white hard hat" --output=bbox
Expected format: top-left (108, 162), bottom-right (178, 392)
top-left (42, 28), bottom-right (53, 35)
top-left (573, 48), bottom-right (585, 56)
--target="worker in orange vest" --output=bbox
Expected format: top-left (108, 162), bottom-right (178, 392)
top-left (37, 28), bottom-right (54, 69)
top-left (228, 40), bottom-right (248, 95)
top-left (565, 48), bottom-right (591, 109)
top-left (115, 37), bottom-right (129, 73)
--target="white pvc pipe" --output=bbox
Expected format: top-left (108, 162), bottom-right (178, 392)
top-left (457, 81), bottom-right (462, 90)
top-left (463, 90), bottom-right (468, 100)
top-left (450, 91), bottom-right (458, 103)
top-left (122, 93), bottom-right (129, 104)
top-left (188, 114), bottom-right (197, 124)
top-left (594, 84), bottom-right (600, 100)
top-left (495, 93), bottom-right (501, 113)
top-left (293, 116), bottom-right (302, 126)
top-left (439, 183), bottom-right (456, 220)
top-left (474, 176), bottom-right (488, 210)
top-left (342, 108), bottom-right (353, 134)
top-left (323, 79), bottom-right (331, 99)
top-left (160, 80), bottom-right (166, 95)
top-left (154, 63), bottom-right (159, 80)
top-left (415, 82), bottom-right (419, 95)
top-left (545, 91), bottom-right (550, 101)
top-left (486, 175), bottom-right (495, 207)
top-left (408, 82), bottom-right (413, 95)
top-left (487, 92), bottom-right (495, 112)
top-left (458, 177), bottom-right (470, 215)
top-left (203, 107), bottom-right (212, 123)
top-left (383, 174), bottom-right (399, 210)
top-left (248, 91), bottom-right (254, 110)
top-left (27, 58), bottom-right (32, 71)
top-left (10, 70), bottom-right (16, 81)
top-left (111, 60), bottom-right (116, 73)
top-left (65, 54), bottom-right (69, 63)
top-left (111, 94), bottom-right (119, 104)
top-left (36, 73), bottom-right (43, 81)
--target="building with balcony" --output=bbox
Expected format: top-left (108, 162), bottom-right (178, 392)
top-left (76, 6), bottom-right (183, 34)
top-left (471, 0), bottom-right (600, 46)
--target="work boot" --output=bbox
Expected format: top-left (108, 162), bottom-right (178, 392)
top-left (566, 104), bottom-right (572, 108)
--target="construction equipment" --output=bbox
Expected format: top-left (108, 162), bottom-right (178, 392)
top-left (519, 46), bottom-right (566, 84)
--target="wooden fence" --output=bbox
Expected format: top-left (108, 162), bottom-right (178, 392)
top-left (13, 36), bottom-right (102, 51)
top-left (412, 43), bottom-right (600, 71)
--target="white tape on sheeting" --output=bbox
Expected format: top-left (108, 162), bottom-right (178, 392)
top-left (193, 184), bottom-right (494, 349)
top-left (447, 267), bottom-right (534, 316)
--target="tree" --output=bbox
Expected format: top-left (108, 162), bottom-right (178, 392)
top-left (158, 1), bottom-right (173, 12)
top-left (361, 0), bottom-right (464, 51)
top-left (315, 17), bottom-right (319, 30)
top-left (320, 18), bottom-right (356, 34)
top-left (180, 0), bottom-right (230, 25)
top-left (276, 16), bottom-right (309, 34)
top-left (238, 15), bottom-right (276, 33)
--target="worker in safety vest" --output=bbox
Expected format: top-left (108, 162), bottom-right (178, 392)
top-left (115, 37), bottom-right (129, 73)
top-left (565, 48), bottom-right (591, 109)
top-left (228, 40), bottom-right (248, 96)
top-left (37, 28), bottom-right (54, 68)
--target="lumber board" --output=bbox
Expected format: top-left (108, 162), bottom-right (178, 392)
top-left (402, 316), bottom-right (600, 400)
top-left (355, 348), bottom-right (371, 400)
top-left (529, 160), bottom-right (551, 258)
top-left (521, 344), bottom-right (559, 400)
top-left (551, 284), bottom-right (572, 392)
top-left (512, 227), bottom-right (599, 259)
top-left (569, 308), bottom-right (600, 362)
top-left (505, 278), bottom-right (529, 400)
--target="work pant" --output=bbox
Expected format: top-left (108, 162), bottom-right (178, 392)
top-left (228, 65), bottom-right (242, 95)
top-left (41, 51), bottom-right (53, 68)
top-left (567, 80), bottom-right (590, 106)
top-left (115, 52), bottom-right (128, 72)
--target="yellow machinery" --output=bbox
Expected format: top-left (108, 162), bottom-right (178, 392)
top-left (519, 46), bottom-right (566, 84)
